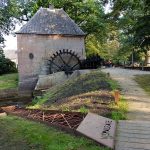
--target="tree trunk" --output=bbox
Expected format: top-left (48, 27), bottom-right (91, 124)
top-left (146, 50), bottom-right (150, 66)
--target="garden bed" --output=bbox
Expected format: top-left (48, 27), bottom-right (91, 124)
top-left (2, 106), bottom-right (85, 130)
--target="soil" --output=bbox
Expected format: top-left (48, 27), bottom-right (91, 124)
top-left (2, 106), bottom-right (86, 130)
top-left (46, 90), bottom-right (114, 116)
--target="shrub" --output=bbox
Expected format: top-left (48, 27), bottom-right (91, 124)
top-left (0, 49), bottom-right (17, 75)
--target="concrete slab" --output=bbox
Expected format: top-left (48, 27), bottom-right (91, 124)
top-left (77, 113), bottom-right (116, 149)
top-left (35, 70), bottom-right (92, 90)
top-left (115, 120), bottom-right (150, 150)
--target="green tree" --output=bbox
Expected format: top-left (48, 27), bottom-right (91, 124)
top-left (105, 0), bottom-right (150, 50)
top-left (0, 0), bottom-right (35, 47)
top-left (0, 0), bottom-right (18, 47)
top-left (1, 0), bottom-right (108, 57)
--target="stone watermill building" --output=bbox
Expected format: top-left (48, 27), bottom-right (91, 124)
top-left (16, 7), bottom-right (86, 91)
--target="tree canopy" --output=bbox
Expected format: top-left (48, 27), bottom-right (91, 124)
top-left (0, 0), bottom-right (150, 63)
top-left (105, 0), bottom-right (150, 50)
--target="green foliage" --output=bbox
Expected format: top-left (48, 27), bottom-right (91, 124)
top-left (1, 0), bottom-right (149, 62)
top-left (0, 73), bottom-right (18, 90)
top-left (0, 48), bottom-right (17, 75)
top-left (105, 0), bottom-right (150, 52)
top-left (0, 116), bottom-right (109, 150)
top-left (0, 0), bottom-right (19, 46)
top-left (108, 97), bottom-right (128, 120)
top-left (0, 0), bottom-right (35, 46)
top-left (134, 15), bottom-right (150, 50)
top-left (86, 35), bottom-right (107, 57)
top-left (134, 75), bottom-right (150, 95)
top-left (1, 0), bottom-right (109, 57)
top-left (78, 106), bottom-right (89, 113)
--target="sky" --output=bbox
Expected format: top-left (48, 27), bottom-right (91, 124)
top-left (4, 3), bottom-right (111, 51)
top-left (4, 24), bottom-right (22, 51)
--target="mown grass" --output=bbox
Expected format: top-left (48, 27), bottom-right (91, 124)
top-left (30, 70), bottom-right (118, 109)
top-left (0, 115), bottom-right (109, 150)
top-left (134, 74), bottom-right (150, 95)
top-left (0, 73), bottom-right (18, 90)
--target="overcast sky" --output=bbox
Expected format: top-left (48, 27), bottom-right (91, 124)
top-left (4, 24), bottom-right (22, 51)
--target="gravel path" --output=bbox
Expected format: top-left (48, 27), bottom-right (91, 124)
top-left (102, 68), bottom-right (150, 120)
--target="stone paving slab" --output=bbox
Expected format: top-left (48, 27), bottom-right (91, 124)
top-left (115, 120), bottom-right (150, 150)
top-left (77, 113), bottom-right (116, 149)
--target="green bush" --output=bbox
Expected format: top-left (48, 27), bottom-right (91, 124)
top-left (0, 49), bottom-right (17, 75)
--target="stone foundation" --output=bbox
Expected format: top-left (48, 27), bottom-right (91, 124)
top-left (35, 70), bottom-right (92, 91)
top-left (0, 89), bottom-right (32, 106)
top-left (19, 76), bottom-right (38, 91)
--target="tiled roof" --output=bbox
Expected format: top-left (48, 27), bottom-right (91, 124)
top-left (16, 8), bottom-right (85, 36)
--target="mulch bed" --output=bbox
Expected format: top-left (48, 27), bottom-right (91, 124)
top-left (1, 106), bottom-right (86, 130)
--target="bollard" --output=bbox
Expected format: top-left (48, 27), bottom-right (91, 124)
top-left (114, 90), bottom-right (120, 105)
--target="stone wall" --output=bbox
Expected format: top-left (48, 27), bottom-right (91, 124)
top-left (35, 70), bottom-right (92, 91)
top-left (0, 89), bottom-right (32, 106)
top-left (17, 34), bottom-right (85, 80)
top-left (17, 34), bottom-right (85, 90)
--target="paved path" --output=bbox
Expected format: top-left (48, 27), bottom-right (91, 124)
top-left (115, 120), bottom-right (150, 150)
top-left (102, 68), bottom-right (150, 120)
top-left (102, 68), bottom-right (150, 150)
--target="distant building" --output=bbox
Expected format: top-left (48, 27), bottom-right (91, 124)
top-left (16, 7), bottom-right (86, 91)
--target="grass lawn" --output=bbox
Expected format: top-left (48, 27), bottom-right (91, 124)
top-left (134, 74), bottom-right (150, 95)
top-left (0, 115), bottom-right (109, 150)
top-left (0, 73), bottom-right (18, 90)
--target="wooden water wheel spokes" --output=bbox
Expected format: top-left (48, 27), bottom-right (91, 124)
top-left (48, 49), bottom-right (81, 75)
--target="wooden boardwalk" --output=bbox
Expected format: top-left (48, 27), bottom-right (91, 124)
top-left (115, 120), bottom-right (150, 150)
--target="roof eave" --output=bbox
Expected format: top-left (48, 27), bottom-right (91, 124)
top-left (15, 32), bottom-right (86, 37)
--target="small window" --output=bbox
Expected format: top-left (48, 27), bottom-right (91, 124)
top-left (29, 53), bottom-right (34, 59)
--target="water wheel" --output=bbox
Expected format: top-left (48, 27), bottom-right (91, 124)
top-left (48, 49), bottom-right (81, 75)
